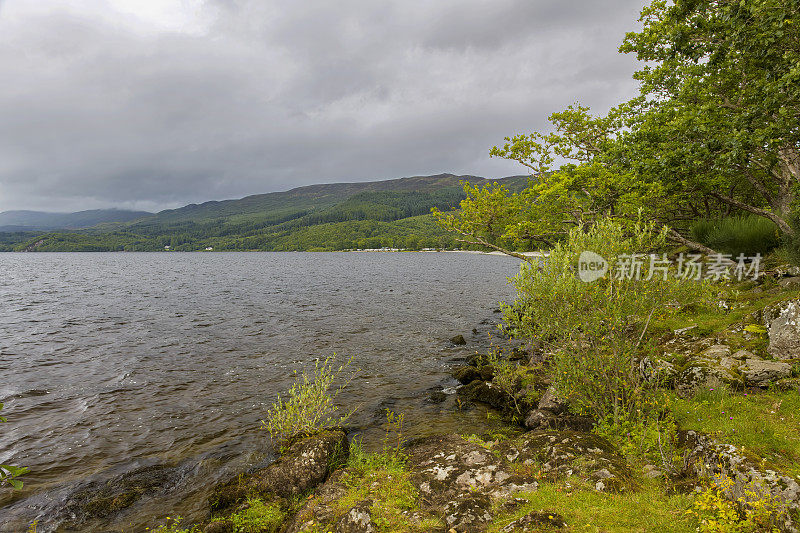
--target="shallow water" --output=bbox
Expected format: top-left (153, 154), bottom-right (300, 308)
top-left (0, 252), bottom-right (521, 531)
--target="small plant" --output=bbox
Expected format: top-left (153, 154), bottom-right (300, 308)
top-left (1, 403), bottom-right (28, 490)
top-left (212, 498), bottom-right (284, 533)
top-left (691, 216), bottom-right (780, 257)
top-left (261, 356), bottom-right (356, 445)
top-left (687, 475), bottom-right (784, 532)
top-left (382, 410), bottom-right (406, 459)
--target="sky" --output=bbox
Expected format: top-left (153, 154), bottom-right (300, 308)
top-left (0, 0), bottom-right (647, 213)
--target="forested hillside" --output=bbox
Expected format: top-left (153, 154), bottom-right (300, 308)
top-left (0, 174), bottom-right (527, 252)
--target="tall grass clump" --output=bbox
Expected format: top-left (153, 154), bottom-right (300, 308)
top-left (504, 218), bottom-right (710, 456)
top-left (690, 215), bottom-right (780, 256)
top-left (261, 356), bottom-right (356, 445)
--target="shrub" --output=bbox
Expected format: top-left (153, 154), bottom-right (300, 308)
top-left (691, 215), bottom-right (780, 257)
top-left (261, 356), bottom-right (356, 445)
top-left (216, 498), bottom-right (284, 533)
top-left (687, 475), bottom-right (785, 532)
top-left (504, 217), bottom-right (708, 425)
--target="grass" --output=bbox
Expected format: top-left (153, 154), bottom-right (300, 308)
top-left (488, 479), bottom-right (695, 533)
top-left (669, 388), bottom-right (800, 478)
top-left (649, 282), bottom-right (800, 347)
top-left (691, 215), bottom-right (781, 256)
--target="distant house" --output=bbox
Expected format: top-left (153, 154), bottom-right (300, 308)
top-left (205, 247), bottom-right (213, 251)
top-left (164, 245), bottom-right (170, 250)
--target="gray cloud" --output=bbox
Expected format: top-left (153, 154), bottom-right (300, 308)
top-left (0, 0), bottom-right (646, 212)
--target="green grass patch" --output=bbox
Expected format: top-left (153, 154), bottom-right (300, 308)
top-left (489, 479), bottom-right (695, 532)
top-left (668, 388), bottom-right (800, 477)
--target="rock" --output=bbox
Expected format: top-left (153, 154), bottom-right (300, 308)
top-left (500, 511), bottom-right (566, 531)
top-left (458, 380), bottom-right (511, 410)
top-left (741, 358), bottom-right (792, 387)
top-left (537, 386), bottom-right (567, 415)
top-left (523, 409), bottom-right (593, 432)
top-left (60, 463), bottom-right (181, 526)
top-left (500, 431), bottom-right (634, 492)
top-left (778, 276), bottom-right (800, 288)
top-left (203, 520), bottom-right (234, 533)
top-left (453, 366), bottom-right (482, 384)
top-left (283, 471), bottom-right (350, 533)
top-left (210, 429), bottom-right (348, 512)
top-left (335, 500), bottom-right (376, 533)
top-left (426, 390), bottom-right (448, 404)
top-left (443, 493), bottom-right (493, 532)
top-left (451, 335), bottom-right (467, 345)
top-left (765, 299), bottom-right (800, 360)
top-left (478, 365), bottom-right (495, 382)
top-left (643, 464), bottom-right (662, 479)
top-left (702, 344), bottom-right (732, 359)
top-left (732, 349), bottom-right (753, 360)
top-left (775, 377), bottom-right (800, 392)
top-left (679, 431), bottom-right (800, 532)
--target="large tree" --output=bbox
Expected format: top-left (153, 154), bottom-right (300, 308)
top-left (437, 0), bottom-right (799, 255)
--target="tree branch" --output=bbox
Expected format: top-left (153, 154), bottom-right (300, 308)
top-left (707, 192), bottom-right (794, 235)
top-left (455, 233), bottom-right (535, 262)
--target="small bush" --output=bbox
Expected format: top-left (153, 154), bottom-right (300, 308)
top-left (691, 215), bottom-right (780, 256)
top-left (687, 475), bottom-right (785, 532)
top-left (261, 356), bottom-right (356, 444)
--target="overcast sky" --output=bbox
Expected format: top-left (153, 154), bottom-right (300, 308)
top-left (0, 0), bottom-right (646, 213)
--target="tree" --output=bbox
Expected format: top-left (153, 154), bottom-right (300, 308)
top-left (437, 0), bottom-right (799, 255)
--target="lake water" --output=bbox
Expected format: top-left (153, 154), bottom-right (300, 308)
top-left (0, 252), bottom-right (521, 531)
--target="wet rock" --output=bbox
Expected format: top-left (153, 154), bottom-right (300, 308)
top-left (426, 390), bottom-right (448, 404)
top-left (335, 500), bottom-right (376, 533)
top-left (741, 358), bottom-right (792, 387)
top-left (765, 299), bottom-right (800, 360)
top-left (451, 335), bottom-right (467, 345)
top-left (210, 429), bottom-right (348, 512)
top-left (61, 463), bottom-right (181, 526)
top-left (453, 366), bottom-right (481, 385)
top-left (458, 380), bottom-right (511, 410)
top-left (500, 511), bottom-right (566, 532)
top-left (203, 520), bottom-right (235, 533)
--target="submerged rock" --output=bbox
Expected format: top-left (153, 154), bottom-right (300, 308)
top-left (59, 462), bottom-right (182, 527)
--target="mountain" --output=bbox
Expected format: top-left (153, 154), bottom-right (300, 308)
top-left (0, 209), bottom-right (151, 232)
top-left (0, 173), bottom-right (530, 252)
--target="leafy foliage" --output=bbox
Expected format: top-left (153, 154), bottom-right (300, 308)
top-left (261, 357), bottom-right (356, 445)
top-left (691, 216), bottom-right (781, 256)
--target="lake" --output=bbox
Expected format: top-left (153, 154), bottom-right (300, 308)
top-left (0, 252), bottom-right (521, 531)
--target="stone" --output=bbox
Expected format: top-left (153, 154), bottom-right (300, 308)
top-left (451, 334), bottom-right (467, 345)
top-left (741, 358), bottom-right (792, 387)
top-left (453, 366), bottom-right (481, 384)
top-left (764, 299), bottom-right (800, 360)
top-left (778, 276), bottom-right (800, 288)
top-left (203, 521), bottom-right (234, 533)
top-left (679, 431), bottom-right (800, 532)
top-left (443, 494), bottom-right (493, 532)
top-left (210, 429), bottom-right (348, 512)
top-left (458, 380), bottom-right (512, 410)
top-left (537, 386), bottom-right (567, 415)
top-left (523, 409), bottom-right (594, 432)
top-left (731, 349), bottom-right (753, 360)
top-left (335, 500), bottom-right (376, 533)
top-left (702, 344), bottom-right (732, 359)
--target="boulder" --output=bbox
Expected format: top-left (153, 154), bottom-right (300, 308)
top-left (536, 386), bottom-right (567, 415)
top-left (457, 380), bottom-right (512, 410)
top-left (741, 359), bottom-right (792, 387)
top-left (702, 344), bottom-right (732, 359)
top-left (765, 299), bottom-right (800, 360)
top-left (679, 431), bottom-right (800, 532)
top-left (210, 429), bottom-right (348, 512)
top-left (334, 500), bottom-right (376, 533)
